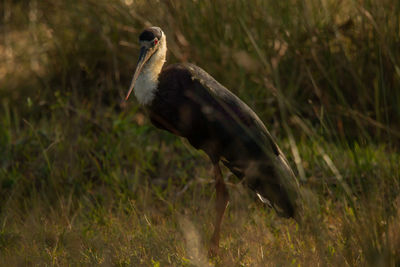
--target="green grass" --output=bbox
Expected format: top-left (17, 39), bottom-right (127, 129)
top-left (1, 0), bottom-right (400, 265)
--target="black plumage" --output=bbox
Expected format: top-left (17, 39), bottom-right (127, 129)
top-left (125, 27), bottom-right (301, 255)
top-left (150, 63), bottom-right (299, 217)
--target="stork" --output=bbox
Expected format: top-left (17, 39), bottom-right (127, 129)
top-left (125, 27), bottom-right (301, 255)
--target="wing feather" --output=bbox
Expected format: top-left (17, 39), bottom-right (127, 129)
top-left (151, 63), bottom-right (300, 217)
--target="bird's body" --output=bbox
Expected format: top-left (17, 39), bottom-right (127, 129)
top-left (125, 27), bottom-right (301, 254)
top-left (149, 63), bottom-right (298, 216)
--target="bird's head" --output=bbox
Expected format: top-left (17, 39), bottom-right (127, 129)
top-left (125, 26), bottom-right (166, 101)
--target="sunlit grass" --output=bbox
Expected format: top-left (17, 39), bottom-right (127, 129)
top-left (1, 0), bottom-right (400, 265)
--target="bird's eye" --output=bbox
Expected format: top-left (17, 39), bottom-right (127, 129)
top-left (154, 39), bottom-right (158, 45)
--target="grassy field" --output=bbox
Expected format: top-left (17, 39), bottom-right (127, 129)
top-left (1, 0), bottom-right (400, 265)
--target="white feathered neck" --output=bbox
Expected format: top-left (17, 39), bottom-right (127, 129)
top-left (134, 34), bottom-right (167, 105)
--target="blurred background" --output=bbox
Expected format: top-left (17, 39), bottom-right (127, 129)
top-left (1, 0), bottom-right (400, 265)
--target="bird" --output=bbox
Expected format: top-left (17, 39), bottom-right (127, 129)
top-left (125, 26), bottom-right (301, 255)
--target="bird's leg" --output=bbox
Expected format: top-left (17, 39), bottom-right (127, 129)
top-left (209, 162), bottom-right (229, 256)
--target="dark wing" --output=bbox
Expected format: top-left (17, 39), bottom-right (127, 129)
top-left (185, 63), bottom-right (279, 155)
top-left (151, 63), bottom-right (277, 166)
top-left (151, 63), bottom-right (300, 217)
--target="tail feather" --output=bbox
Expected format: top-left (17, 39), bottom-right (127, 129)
top-left (225, 152), bottom-right (301, 219)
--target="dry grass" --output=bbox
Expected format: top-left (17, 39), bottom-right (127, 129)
top-left (1, 140), bottom-right (399, 265)
top-left (1, 0), bottom-right (400, 265)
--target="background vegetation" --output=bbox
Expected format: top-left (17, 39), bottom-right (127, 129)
top-left (1, 0), bottom-right (399, 265)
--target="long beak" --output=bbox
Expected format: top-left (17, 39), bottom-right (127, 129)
top-left (125, 46), bottom-right (153, 101)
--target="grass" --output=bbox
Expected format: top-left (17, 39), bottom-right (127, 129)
top-left (1, 0), bottom-right (400, 265)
